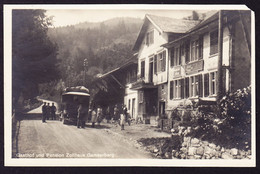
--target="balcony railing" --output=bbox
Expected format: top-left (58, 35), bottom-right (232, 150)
top-left (130, 78), bottom-right (156, 90)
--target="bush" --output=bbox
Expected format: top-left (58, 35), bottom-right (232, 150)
top-left (218, 86), bottom-right (251, 149)
top-left (188, 86), bottom-right (251, 150)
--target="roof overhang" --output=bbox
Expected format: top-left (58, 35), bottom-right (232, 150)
top-left (98, 59), bottom-right (137, 79)
top-left (62, 92), bottom-right (90, 97)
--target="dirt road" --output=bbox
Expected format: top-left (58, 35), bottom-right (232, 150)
top-left (16, 104), bottom-right (152, 159)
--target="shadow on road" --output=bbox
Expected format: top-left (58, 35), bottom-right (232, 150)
top-left (84, 124), bottom-right (111, 129)
top-left (20, 113), bottom-right (60, 121)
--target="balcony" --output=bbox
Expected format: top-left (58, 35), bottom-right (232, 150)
top-left (130, 79), bottom-right (156, 90)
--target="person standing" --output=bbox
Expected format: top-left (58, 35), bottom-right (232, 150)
top-left (114, 104), bottom-right (119, 121)
top-left (121, 105), bottom-right (127, 130)
top-left (50, 103), bottom-right (56, 120)
top-left (91, 106), bottom-right (97, 128)
top-left (42, 102), bottom-right (47, 123)
top-left (77, 104), bottom-right (87, 128)
top-left (97, 106), bottom-right (102, 126)
top-left (46, 103), bottom-right (50, 120)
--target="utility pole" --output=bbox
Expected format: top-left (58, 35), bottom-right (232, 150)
top-left (83, 58), bottom-right (88, 87)
top-left (217, 10), bottom-right (224, 102)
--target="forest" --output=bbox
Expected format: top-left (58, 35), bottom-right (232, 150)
top-left (12, 9), bottom-right (143, 108)
top-left (12, 10), bottom-right (203, 108)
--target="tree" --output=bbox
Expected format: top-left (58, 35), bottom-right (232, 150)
top-left (192, 11), bottom-right (199, 20)
top-left (12, 9), bottom-right (59, 106)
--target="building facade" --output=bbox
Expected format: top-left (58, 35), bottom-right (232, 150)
top-left (131, 14), bottom-right (199, 122)
top-left (93, 10), bottom-right (251, 123)
top-left (163, 10), bottom-right (251, 117)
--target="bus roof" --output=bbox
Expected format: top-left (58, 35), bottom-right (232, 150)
top-left (62, 92), bottom-right (90, 97)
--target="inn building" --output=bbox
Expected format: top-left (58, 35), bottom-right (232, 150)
top-left (131, 14), bottom-right (199, 123)
top-left (93, 10), bottom-right (251, 123)
top-left (162, 10), bottom-right (251, 115)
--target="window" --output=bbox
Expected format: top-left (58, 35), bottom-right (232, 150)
top-left (140, 60), bottom-right (145, 78)
top-left (129, 69), bottom-right (137, 83)
top-left (128, 99), bottom-right (131, 111)
top-left (154, 55), bottom-right (157, 74)
top-left (190, 75), bottom-right (201, 97)
top-left (157, 51), bottom-right (166, 72)
top-left (139, 91), bottom-right (143, 103)
top-left (204, 73), bottom-right (209, 97)
top-left (172, 79), bottom-right (184, 99)
top-left (170, 81), bottom-right (173, 99)
top-left (195, 76), bottom-right (199, 97)
top-left (210, 30), bottom-right (218, 55)
top-left (174, 47), bottom-right (181, 66)
top-left (157, 53), bottom-right (162, 72)
top-left (146, 30), bottom-right (154, 46)
top-left (190, 77), bottom-right (194, 97)
top-left (210, 72), bottom-right (217, 95)
top-left (174, 81), bottom-right (178, 99)
top-left (190, 36), bottom-right (203, 62)
top-left (126, 71), bottom-right (131, 84)
top-left (162, 51), bottom-right (166, 72)
top-left (170, 48), bottom-right (174, 67)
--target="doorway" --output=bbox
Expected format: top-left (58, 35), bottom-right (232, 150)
top-left (159, 101), bottom-right (165, 117)
top-left (132, 98), bottom-right (135, 119)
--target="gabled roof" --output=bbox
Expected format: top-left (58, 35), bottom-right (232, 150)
top-left (133, 14), bottom-right (200, 51)
top-left (162, 11), bottom-right (220, 48)
top-left (187, 10), bottom-right (219, 33)
top-left (147, 14), bottom-right (200, 33)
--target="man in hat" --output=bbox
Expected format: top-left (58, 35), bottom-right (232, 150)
top-left (42, 102), bottom-right (47, 123)
top-left (50, 103), bottom-right (56, 120)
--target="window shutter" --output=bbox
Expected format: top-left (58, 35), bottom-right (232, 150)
top-left (199, 74), bottom-right (203, 97)
top-left (181, 79), bottom-right (184, 99)
top-left (170, 81), bottom-right (173, 100)
top-left (173, 81), bottom-right (176, 99)
top-left (204, 73), bottom-right (209, 97)
top-left (141, 61), bottom-right (145, 78)
top-left (162, 51), bottom-right (166, 71)
top-left (154, 55), bottom-right (157, 74)
top-left (170, 48), bottom-right (174, 67)
top-left (185, 77), bottom-right (189, 98)
top-left (185, 42), bottom-right (190, 63)
top-left (179, 47), bottom-right (182, 65)
top-left (199, 36), bottom-right (203, 60)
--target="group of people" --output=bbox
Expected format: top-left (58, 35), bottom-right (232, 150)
top-left (42, 102), bottom-right (57, 123)
top-left (76, 104), bottom-right (103, 129)
top-left (112, 104), bottom-right (130, 130)
top-left (77, 104), bottom-right (130, 130)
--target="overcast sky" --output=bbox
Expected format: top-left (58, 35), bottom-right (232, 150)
top-left (46, 9), bottom-right (209, 27)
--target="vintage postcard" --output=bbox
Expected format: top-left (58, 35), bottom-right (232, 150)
top-left (4, 4), bottom-right (255, 166)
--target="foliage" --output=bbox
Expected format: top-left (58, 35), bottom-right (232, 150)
top-left (38, 79), bottom-right (65, 103)
top-left (47, 17), bottom-right (142, 90)
top-left (12, 9), bottom-right (59, 105)
top-left (187, 86), bottom-right (251, 150)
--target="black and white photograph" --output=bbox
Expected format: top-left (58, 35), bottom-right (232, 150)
top-left (4, 5), bottom-right (255, 166)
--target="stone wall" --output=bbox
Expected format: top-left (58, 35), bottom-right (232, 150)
top-left (173, 136), bottom-right (251, 159)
